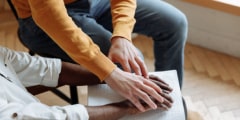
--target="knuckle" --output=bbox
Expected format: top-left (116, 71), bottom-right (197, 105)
top-left (130, 97), bottom-right (139, 104)
top-left (135, 81), bottom-right (143, 87)
top-left (132, 65), bottom-right (140, 70)
top-left (141, 93), bottom-right (150, 101)
top-left (126, 91), bottom-right (134, 98)
top-left (120, 58), bottom-right (127, 63)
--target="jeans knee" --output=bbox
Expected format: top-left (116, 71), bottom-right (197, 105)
top-left (175, 11), bottom-right (188, 45)
top-left (162, 10), bottom-right (188, 48)
top-left (177, 11), bottom-right (188, 34)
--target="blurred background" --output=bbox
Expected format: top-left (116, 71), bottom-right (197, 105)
top-left (1, 0), bottom-right (240, 120)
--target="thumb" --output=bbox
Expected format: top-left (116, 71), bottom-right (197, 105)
top-left (107, 53), bottom-right (113, 60)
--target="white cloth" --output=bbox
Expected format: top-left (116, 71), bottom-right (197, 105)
top-left (0, 46), bottom-right (89, 120)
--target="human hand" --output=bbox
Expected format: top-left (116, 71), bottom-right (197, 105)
top-left (136, 91), bottom-right (173, 114)
top-left (113, 94), bottom-right (173, 116)
top-left (149, 75), bottom-right (173, 94)
top-left (108, 37), bottom-right (148, 78)
top-left (105, 68), bottom-right (164, 112)
top-left (148, 75), bottom-right (174, 110)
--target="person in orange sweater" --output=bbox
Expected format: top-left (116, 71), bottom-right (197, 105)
top-left (12, 0), bottom-right (187, 112)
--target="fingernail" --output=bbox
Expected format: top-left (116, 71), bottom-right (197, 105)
top-left (141, 108), bottom-right (145, 112)
top-left (153, 104), bottom-right (157, 109)
top-left (161, 97), bottom-right (164, 103)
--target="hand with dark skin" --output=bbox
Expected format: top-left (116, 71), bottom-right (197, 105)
top-left (86, 78), bottom-right (173, 120)
top-left (147, 74), bottom-right (174, 110)
top-left (86, 94), bottom-right (173, 120)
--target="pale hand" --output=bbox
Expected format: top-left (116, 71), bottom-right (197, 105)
top-left (105, 68), bottom-right (164, 112)
top-left (108, 37), bottom-right (148, 78)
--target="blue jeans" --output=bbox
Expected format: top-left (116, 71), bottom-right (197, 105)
top-left (18, 0), bottom-right (188, 88)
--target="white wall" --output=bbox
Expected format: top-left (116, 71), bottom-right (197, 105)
top-left (166, 0), bottom-right (240, 57)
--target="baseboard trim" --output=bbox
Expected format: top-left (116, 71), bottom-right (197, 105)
top-left (182, 0), bottom-right (240, 16)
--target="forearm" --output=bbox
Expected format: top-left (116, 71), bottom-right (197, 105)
top-left (29, 0), bottom-right (116, 81)
top-left (58, 62), bottom-right (102, 86)
top-left (111, 0), bottom-right (136, 41)
top-left (86, 104), bottom-right (128, 120)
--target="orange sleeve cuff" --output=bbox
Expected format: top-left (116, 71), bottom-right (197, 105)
top-left (82, 53), bottom-right (117, 81)
top-left (112, 19), bottom-right (136, 42)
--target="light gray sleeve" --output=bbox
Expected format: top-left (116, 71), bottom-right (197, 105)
top-left (14, 103), bottom-right (89, 120)
top-left (1, 46), bottom-right (61, 87)
top-left (0, 78), bottom-right (89, 120)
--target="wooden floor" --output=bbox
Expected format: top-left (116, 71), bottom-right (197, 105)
top-left (135, 35), bottom-right (240, 120)
top-left (1, 10), bottom-right (240, 120)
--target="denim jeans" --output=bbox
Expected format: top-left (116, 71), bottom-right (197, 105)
top-left (18, 0), bottom-right (188, 88)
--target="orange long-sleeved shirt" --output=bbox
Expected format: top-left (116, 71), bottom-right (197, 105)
top-left (12, 0), bottom-right (136, 81)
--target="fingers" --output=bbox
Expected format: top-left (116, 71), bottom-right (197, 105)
top-left (136, 89), bottom-right (158, 110)
top-left (135, 57), bottom-right (148, 78)
top-left (151, 92), bottom-right (173, 110)
top-left (131, 84), bottom-right (159, 111)
top-left (142, 80), bottom-right (165, 103)
top-left (128, 78), bottom-right (164, 111)
top-left (148, 76), bottom-right (173, 109)
top-left (134, 78), bottom-right (168, 110)
top-left (128, 95), bottom-right (146, 112)
top-left (151, 80), bottom-right (173, 93)
top-left (108, 38), bottom-right (148, 77)
top-left (105, 69), bottom-right (172, 113)
top-left (143, 79), bottom-right (163, 94)
top-left (162, 90), bottom-right (173, 103)
top-left (129, 58), bottom-right (142, 76)
top-left (138, 81), bottom-right (173, 110)
top-left (149, 74), bottom-right (169, 85)
top-left (125, 56), bottom-right (148, 78)
top-left (135, 93), bottom-right (173, 112)
top-left (121, 59), bottom-right (132, 73)
top-left (109, 46), bottom-right (148, 77)
top-left (114, 55), bottom-right (145, 77)
top-left (126, 89), bottom-right (173, 114)
top-left (127, 84), bottom-right (173, 113)
top-left (160, 92), bottom-right (173, 109)
top-left (149, 75), bottom-right (173, 93)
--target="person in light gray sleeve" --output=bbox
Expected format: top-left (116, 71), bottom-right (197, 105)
top-left (0, 46), bottom-right (173, 120)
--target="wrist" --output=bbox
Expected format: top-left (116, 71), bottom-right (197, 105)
top-left (104, 68), bottom-right (120, 83)
top-left (114, 100), bottom-right (143, 115)
top-left (111, 36), bottom-right (131, 44)
top-left (109, 101), bottom-right (133, 115)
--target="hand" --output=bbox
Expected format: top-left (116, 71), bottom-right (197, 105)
top-left (105, 68), bottom-right (164, 112)
top-left (148, 75), bottom-right (174, 110)
top-left (108, 37), bottom-right (148, 78)
top-left (113, 95), bottom-right (173, 116)
top-left (149, 75), bottom-right (173, 94)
